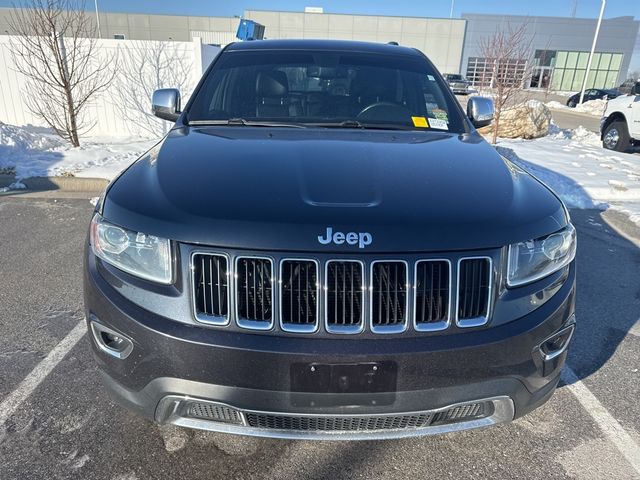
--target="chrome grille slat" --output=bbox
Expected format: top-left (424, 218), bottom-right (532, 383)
top-left (280, 260), bottom-right (319, 333)
top-left (371, 261), bottom-right (408, 333)
top-left (414, 260), bottom-right (450, 331)
top-left (236, 257), bottom-right (273, 329)
top-left (326, 260), bottom-right (364, 334)
top-left (457, 257), bottom-right (491, 328)
top-left (192, 253), bottom-right (229, 325)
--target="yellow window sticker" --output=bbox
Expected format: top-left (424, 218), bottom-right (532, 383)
top-left (411, 116), bottom-right (429, 128)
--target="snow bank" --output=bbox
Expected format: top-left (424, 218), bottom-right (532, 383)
top-left (0, 123), bottom-right (156, 180)
top-left (497, 125), bottom-right (640, 225)
top-left (545, 99), bottom-right (607, 116)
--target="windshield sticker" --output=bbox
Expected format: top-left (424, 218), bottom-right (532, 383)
top-left (428, 118), bottom-right (448, 130)
top-left (411, 116), bottom-right (429, 128)
top-left (432, 109), bottom-right (449, 123)
top-left (427, 75), bottom-right (435, 81)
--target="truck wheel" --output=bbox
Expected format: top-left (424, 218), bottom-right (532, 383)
top-left (602, 120), bottom-right (630, 152)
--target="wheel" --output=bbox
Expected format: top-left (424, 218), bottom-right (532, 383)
top-left (567, 101), bottom-right (576, 108)
top-left (602, 120), bottom-right (631, 152)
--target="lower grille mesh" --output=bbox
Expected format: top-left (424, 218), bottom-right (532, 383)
top-left (188, 402), bottom-right (242, 424)
top-left (245, 412), bottom-right (433, 431)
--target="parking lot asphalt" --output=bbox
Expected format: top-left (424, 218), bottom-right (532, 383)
top-left (0, 195), bottom-right (639, 480)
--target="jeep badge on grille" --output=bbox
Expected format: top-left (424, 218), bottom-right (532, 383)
top-left (318, 227), bottom-right (372, 249)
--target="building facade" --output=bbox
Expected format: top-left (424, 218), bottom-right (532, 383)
top-left (461, 13), bottom-right (638, 90)
top-left (0, 7), bottom-right (637, 90)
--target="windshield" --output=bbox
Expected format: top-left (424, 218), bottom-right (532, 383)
top-left (187, 50), bottom-right (465, 133)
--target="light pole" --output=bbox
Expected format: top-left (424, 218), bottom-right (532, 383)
top-left (449, 0), bottom-right (455, 19)
top-left (579, 0), bottom-right (606, 105)
top-left (94, 0), bottom-right (101, 38)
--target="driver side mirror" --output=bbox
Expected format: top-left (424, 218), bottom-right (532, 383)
top-left (467, 96), bottom-right (494, 128)
top-left (152, 88), bottom-right (181, 122)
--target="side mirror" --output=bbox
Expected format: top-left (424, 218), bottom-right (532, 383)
top-left (467, 96), bottom-right (494, 128)
top-left (632, 82), bottom-right (640, 96)
top-left (152, 88), bottom-right (181, 122)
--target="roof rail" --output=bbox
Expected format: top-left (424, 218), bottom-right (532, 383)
top-left (387, 41), bottom-right (399, 45)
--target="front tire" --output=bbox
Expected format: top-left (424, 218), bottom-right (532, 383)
top-left (602, 120), bottom-right (631, 152)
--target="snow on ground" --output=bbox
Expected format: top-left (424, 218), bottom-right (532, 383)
top-left (497, 124), bottom-right (640, 225)
top-left (545, 98), bottom-right (608, 116)
top-left (0, 123), bottom-right (156, 181)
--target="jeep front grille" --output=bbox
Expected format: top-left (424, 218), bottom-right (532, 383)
top-left (457, 257), bottom-right (492, 327)
top-left (191, 253), bottom-right (493, 334)
top-left (236, 257), bottom-right (273, 328)
top-left (326, 261), bottom-right (364, 333)
top-left (371, 261), bottom-right (408, 333)
top-left (193, 254), bottom-right (229, 325)
top-left (280, 260), bottom-right (318, 332)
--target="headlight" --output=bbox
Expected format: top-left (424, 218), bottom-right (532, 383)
top-left (90, 214), bottom-right (172, 284)
top-left (507, 224), bottom-right (576, 287)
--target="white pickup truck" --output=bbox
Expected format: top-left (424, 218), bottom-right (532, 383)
top-left (601, 81), bottom-right (640, 152)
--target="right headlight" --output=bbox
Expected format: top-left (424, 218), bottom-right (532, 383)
top-left (507, 223), bottom-right (576, 287)
top-left (90, 214), bottom-right (173, 284)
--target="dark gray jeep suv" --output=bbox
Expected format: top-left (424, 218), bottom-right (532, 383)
top-left (84, 40), bottom-right (576, 440)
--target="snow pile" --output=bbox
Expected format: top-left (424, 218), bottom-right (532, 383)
top-left (0, 123), bottom-right (156, 180)
top-left (574, 99), bottom-right (607, 116)
top-left (497, 126), bottom-right (640, 225)
top-left (544, 99), bottom-right (607, 116)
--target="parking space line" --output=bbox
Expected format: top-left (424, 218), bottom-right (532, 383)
top-left (0, 320), bottom-right (86, 427)
top-left (562, 366), bottom-right (640, 475)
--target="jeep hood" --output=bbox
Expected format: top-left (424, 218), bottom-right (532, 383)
top-left (102, 126), bottom-right (567, 252)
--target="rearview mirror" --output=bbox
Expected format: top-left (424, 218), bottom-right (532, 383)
top-left (467, 96), bottom-right (494, 128)
top-left (152, 88), bottom-right (181, 122)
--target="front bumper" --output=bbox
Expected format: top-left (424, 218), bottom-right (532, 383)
top-left (84, 252), bottom-right (575, 440)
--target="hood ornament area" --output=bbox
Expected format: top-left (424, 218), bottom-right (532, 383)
top-left (318, 227), bottom-right (372, 249)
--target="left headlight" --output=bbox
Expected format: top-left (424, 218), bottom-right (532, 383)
top-left (507, 223), bottom-right (576, 287)
top-left (90, 214), bottom-right (172, 284)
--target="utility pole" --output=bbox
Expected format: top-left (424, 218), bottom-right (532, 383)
top-left (94, 0), bottom-right (101, 38)
top-left (579, 0), bottom-right (605, 105)
top-left (571, 0), bottom-right (577, 18)
top-left (450, 0), bottom-right (455, 19)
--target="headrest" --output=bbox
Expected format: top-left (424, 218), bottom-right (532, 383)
top-left (256, 71), bottom-right (288, 97)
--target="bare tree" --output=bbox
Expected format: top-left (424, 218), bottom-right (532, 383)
top-left (477, 22), bottom-right (534, 144)
top-left (8, 0), bottom-right (116, 146)
top-left (113, 40), bottom-right (193, 138)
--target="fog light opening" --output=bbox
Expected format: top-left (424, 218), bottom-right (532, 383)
top-left (540, 324), bottom-right (575, 362)
top-left (90, 321), bottom-right (134, 359)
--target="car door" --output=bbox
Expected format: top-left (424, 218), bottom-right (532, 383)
top-left (630, 83), bottom-right (640, 138)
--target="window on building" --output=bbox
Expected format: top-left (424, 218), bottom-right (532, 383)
top-left (113, 34), bottom-right (126, 40)
top-left (465, 57), bottom-right (527, 88)
top-left (550, 50), bottom-right (623, 91)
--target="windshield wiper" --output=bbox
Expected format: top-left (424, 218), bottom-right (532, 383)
top-left (188, 118), bottom-right (307, 128)
top-left (312, 120), bottom-right (414, 131)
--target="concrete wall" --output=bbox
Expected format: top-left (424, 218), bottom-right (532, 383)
top-left (0, 8), bottom-right (239, 42)
top-left (0, 36), bottom-right (219, 137)
top-left (461, 13), bottom-right (639, 85)
top-left (244, 10), bottom-right (466, 75)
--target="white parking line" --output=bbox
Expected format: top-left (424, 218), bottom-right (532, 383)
top-left (562, 366), bottom-right (640, 475)
top-left (0, 320), bottom-right (86, 427)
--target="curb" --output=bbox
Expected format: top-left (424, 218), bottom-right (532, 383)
top-left (0, 175), bottom-right (108, 192)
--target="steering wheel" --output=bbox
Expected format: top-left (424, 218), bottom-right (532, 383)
top-left (356, 101), bottom-right (412, 122)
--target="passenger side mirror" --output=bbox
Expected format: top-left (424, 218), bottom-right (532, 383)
top-left (467, 97), bottom-right (494, 128)
top-left (152, 88), bottom-right (181, 122)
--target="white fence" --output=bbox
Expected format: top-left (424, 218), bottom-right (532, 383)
top-left (0, 36), bottom-right (220, 138)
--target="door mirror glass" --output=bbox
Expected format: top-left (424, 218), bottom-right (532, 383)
top-left (152, 88), bottom-right (181, 122)
top-left (467, 96), bottom-right (494, 128)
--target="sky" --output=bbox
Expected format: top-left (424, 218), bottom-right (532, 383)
top-left (0, 0), bottom-right (638, 20)
top-left (1, 0), bottom-right (638, 71)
